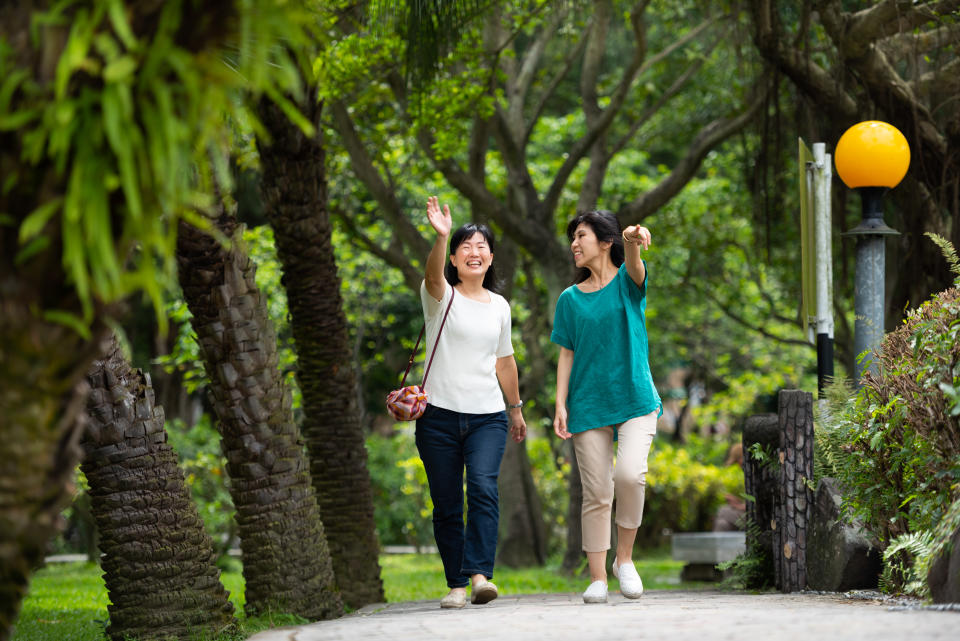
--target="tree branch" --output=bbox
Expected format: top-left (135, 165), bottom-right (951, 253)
top-left (749, 0), bottom-right (858, 120)
top-left (523, 25), bottom-right (591, 147)
top-left (700, 287), bottom-right (814, 349)
top-left (618, 80), bottom-right (769, 222)
top-left (846, 0), bottom-right (960, 47)
top-left (608, 38), bottom-right (713, 159)
top-left (330, 204), bottom-right (421, 291)
top-left (328, 101), bottom-right (431, 259)
top-left (541, 1), bottom-right (652, 219)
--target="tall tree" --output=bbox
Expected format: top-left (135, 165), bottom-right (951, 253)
top-left (175, 204), bottom-right (342, 620)
top-left (0, 3), bottom-right (314, 638)
top-left (325, 0), bottom-right (767, 562)
top-left (82, 336), bottom-right (236, 641)
top-left (747, 0), bottom-right (960, 341)
top-left (257, 91), bottom-right (385, 607)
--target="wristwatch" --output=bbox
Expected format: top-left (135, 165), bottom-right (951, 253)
top-left (507, 400), bottom-right (524, 410)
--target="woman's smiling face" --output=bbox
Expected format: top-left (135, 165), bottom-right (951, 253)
top-left (450, 231), bottom-right (493, 278)
top-left (570, 223), bottom-right (608, 268)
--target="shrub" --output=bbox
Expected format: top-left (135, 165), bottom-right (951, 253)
top-left (641, 435), bottom-right (744, 545)
top-left (815, 234), bottom-right (960, 592)
top-left (366, 430), bottom-right (436, 549)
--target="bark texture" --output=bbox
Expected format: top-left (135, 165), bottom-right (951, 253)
top-left (257, 95), bottom-right (384, 608)
top-left (82, 337), bottom-right (236, 640)
top-left (775, 390), bottom-right (814, 592)
top-left (497, 439), bottom-right (548, 567)
top-left (0, 306), bottom-right (104, 641)
top-left (176, 208), bottom-right (342, 620)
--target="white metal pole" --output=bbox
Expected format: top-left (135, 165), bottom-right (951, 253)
top-left (813, 143), bottom-right (834, 394)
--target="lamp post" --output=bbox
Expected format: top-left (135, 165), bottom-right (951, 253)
top-left (834, 121), bottom-right (910, 381)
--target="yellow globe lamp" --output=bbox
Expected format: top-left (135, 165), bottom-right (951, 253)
top-left (835, 121), bottom-right (910, 189)
top-left (835, 120), bottom-right (910, 235)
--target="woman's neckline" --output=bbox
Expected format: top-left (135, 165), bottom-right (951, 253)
top-left (575, 272), bottom-right (617, 294)
top-left (454, 284), bottom-right (492, 304)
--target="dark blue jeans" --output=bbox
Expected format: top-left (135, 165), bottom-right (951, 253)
top-left (415, 404), bottom-right (508, 588)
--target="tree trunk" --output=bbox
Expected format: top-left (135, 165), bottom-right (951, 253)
top-left (82, 336), bottom-right (236, 640)
top-left (176, 207), bottom-right (342, 620)
top-left (497, 439), bottom-right (548, 567)
top-left (562, 440), bottom-right (585, 573)
top-left (257, 94), bottom-right (384, 608)
top-left (0, 306), bottom-right (105, 641)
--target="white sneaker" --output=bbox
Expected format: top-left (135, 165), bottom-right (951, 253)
top-left (582, 580), bottom-right (608, 604)
top-left (612, 559), bottom-right (644, 598)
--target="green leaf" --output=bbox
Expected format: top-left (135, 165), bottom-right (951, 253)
top-left (42, 309), bottom-right (91, 340)
top-left (106, 0), bottom-right (138, 51)
top-left (19, 198), bottom-right (63, 242)
top-left (103, 55), bottom-right (137, 82)
top-left (0, 68), bottom-right (28, 110)
top-left (55, 7), bottom-right (100, 98)
top-left (15, 235), bottom-right (51, 265)
top-left (0, 108), bottom-right (39, 131)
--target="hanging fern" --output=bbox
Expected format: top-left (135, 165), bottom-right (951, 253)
top-left (925, 232), bottom-right (960, 281)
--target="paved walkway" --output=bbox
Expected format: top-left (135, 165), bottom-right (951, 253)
top-left (248, 589), bottom-right (958, 641)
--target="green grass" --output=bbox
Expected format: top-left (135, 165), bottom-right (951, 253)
top-left (13, 551), bottom-right (708, 640)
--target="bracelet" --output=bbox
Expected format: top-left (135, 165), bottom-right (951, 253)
top-left (507, 400), bottom-right (523, 410)
top-left (622, 232), bottom-right (637, 244)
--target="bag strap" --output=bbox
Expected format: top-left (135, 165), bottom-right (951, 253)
top-left (398, 286), bottom-right (455, 388)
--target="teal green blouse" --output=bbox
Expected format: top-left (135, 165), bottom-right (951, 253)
top-left (550, 262), bottom-right (662, 433)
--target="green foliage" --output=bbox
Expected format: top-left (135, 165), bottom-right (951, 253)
top-left (365, 431), bottom-right (435, 549)
top-left (165, 416), bottom-right (237, 557)
top-left (815, 238), bottom-right (960, 594)
top-left (880, 530), bottom-right (937, 598)
top-left (528, 438), bottom-right (570, 558)
top-left (718, 517), bottom-right (774, 591)
top-left (642, 435), bottom-right (744, 545)
top-left (817, 285), bottom-right (960, 545)
top-left (3, 0), bottom-right (317, 328)
top-left (925, 233), bottom-right (960, 281)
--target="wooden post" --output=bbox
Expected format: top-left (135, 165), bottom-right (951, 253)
top-left (776, 390), bottom-right (814, 592)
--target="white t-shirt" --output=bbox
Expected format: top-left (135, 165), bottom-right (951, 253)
top-left (419, 280), bottom-right (514, 414)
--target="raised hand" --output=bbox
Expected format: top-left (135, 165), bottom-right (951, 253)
top-left (622, 225), bottom-right (652, 250)
top-left (426, 196), bottom-right (452, 238)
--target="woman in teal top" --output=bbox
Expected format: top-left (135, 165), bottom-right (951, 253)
top-left (551, 210), bottom-right (661, 604)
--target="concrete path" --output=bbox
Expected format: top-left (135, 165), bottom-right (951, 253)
top-left (248, 589), bottom-right (958, 640)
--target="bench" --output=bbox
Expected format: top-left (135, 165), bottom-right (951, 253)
top-left (671, 532), bottom-right (746, 581)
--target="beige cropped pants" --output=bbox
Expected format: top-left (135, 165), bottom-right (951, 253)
top-left (572, 411), bottom-right (658, 552)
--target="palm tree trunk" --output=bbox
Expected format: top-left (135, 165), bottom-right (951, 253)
top-left (257, 95), bottom-right (384, 607)
top-left (82, 336), bottom-right (236, 641)
top-left (0, 305), bottom-right (106, 641)
top-left (176, 205), bottom-right (342, 620)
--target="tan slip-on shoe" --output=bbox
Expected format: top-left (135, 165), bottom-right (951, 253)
top-left (470, 580), bottom-right (499, 605)
top-left (440, 590), bottom-right (467, 609)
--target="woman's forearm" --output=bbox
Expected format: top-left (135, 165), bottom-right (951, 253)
top-left (496, 356), bottom-right (521, 406)
top-left (555, 347), bottom-right (573, 408)
top-left (424, 234), bottom-right (449, 300)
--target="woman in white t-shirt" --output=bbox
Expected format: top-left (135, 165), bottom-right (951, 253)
top-left (418, 196), bottom-right (527, 610)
